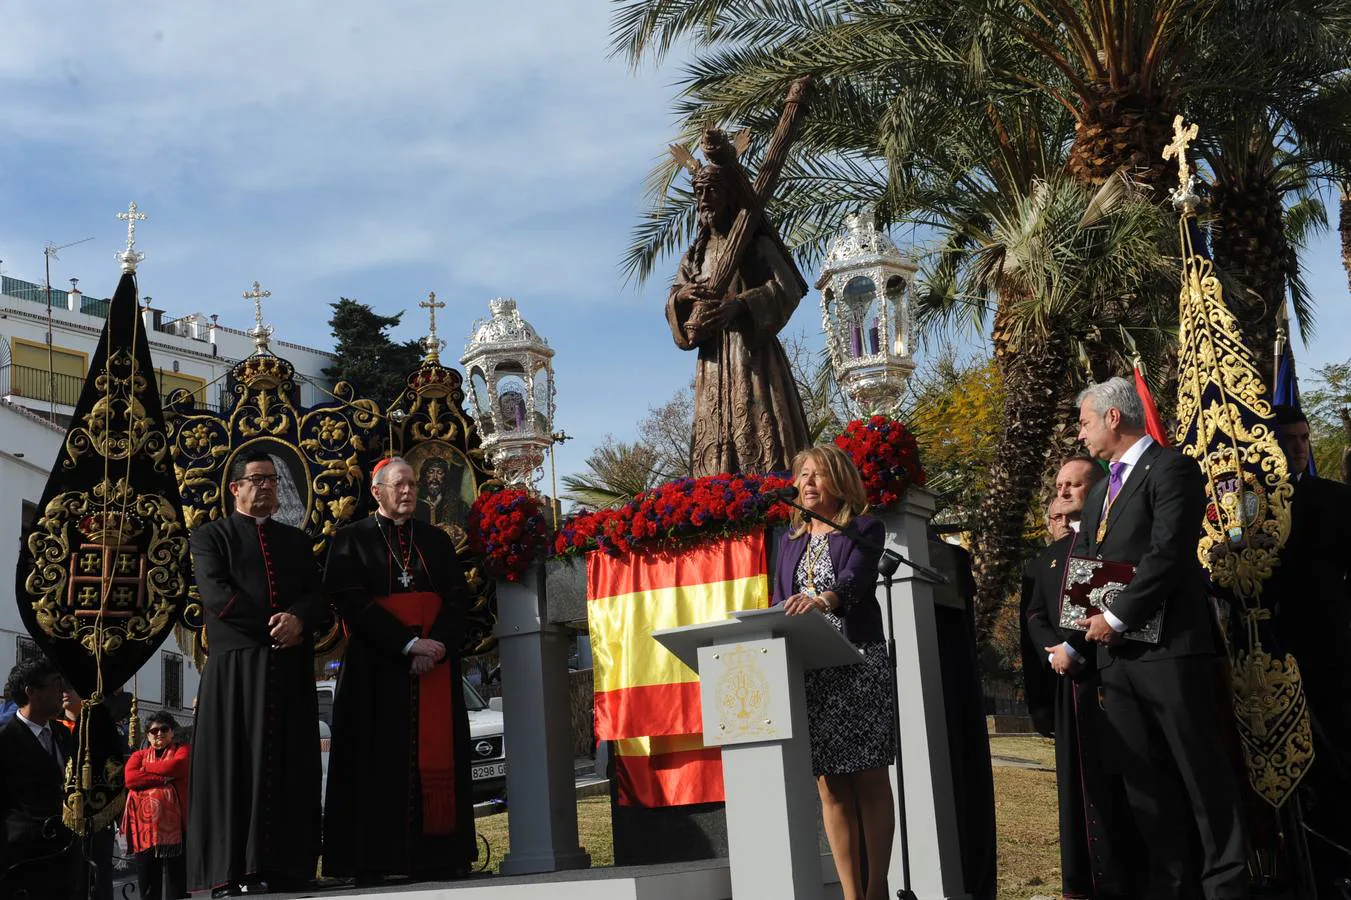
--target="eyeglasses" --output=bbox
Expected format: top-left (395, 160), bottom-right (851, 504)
top-left (147, 727), bottom-right (172, 735)
top-left (236, 474), bottom-right (279, 486)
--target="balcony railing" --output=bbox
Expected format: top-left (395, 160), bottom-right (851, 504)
top-left (0, 363), bottom-right (84, 407)
top-left (0, 364), bottom-right (230, 414)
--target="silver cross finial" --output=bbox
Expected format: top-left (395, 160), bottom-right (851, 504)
top-left (419, 290), bottom-right (446, 363)
top-left (115, 201), bottom-right (148, 273)
top-left (243, 280), bottom-right (275, 352)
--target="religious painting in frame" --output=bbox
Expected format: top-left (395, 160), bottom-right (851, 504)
top-left (403, 440), bottom-right (478, 550)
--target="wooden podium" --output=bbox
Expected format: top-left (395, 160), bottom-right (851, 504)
top-left (653, 607), bottom-right (862, 900)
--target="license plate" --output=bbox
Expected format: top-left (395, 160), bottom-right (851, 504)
top-left (472, 761), bottom-right (506, 781)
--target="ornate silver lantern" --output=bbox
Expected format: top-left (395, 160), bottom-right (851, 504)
top-left (818, 213), bottom-right (918, 415)
top-left (460, 297), bottom-right (556, 488)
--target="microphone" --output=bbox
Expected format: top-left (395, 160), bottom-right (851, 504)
top-left (761, 485), bottom-right (799, 502)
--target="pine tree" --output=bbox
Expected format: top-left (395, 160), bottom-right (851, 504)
top-left (324, 298), bottom-right (423, 407)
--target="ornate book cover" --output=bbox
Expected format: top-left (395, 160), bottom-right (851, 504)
top-left (1058, 555), bottom-right (1162, 644)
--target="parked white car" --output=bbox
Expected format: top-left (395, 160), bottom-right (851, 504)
top-left (316, 677), bottom-right (506, 804)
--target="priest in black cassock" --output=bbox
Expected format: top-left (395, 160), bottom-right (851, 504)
top-left (321, 456), bottom-right (477, 885)
top-left (1020, 458), bottom-right (1140, 900)
top-left (187, 451), bottom-right (325, 897)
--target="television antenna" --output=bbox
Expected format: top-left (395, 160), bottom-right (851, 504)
top-left (43, 236), bottom-right (96, 420)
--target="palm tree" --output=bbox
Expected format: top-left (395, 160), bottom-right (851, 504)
top-left (1343, 184), bottom-right (1351, 295)
top-left (561, 438), bottom-right (664, 511)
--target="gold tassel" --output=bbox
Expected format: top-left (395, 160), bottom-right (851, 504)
top-left (128, 694), bottom-right (142, 748)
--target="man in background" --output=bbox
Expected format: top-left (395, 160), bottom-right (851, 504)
top-left (0, 658), bottom-right (81, 900)
top-left (1268, 404), bottom-right (1351, 889)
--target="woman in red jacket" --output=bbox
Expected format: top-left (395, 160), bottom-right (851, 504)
top-left (123, 711), bottom-right (191, 899)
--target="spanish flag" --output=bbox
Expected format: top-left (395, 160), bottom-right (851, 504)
top-left (587, 530), bottom-right (769, 806)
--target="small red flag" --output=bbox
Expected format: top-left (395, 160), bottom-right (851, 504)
top-left (1134, 365), bottom-right (1170, 447)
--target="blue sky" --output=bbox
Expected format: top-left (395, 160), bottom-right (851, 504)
top-left (1, 2), bottom-right (1348, 484)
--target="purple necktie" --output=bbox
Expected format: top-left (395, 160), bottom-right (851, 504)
top-left (1107, 461), bottom-right (1127, 503)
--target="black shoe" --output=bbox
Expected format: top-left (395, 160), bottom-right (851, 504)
top-left (211, 885), bottom-right (241, 899)
top-left (238, 879), bottom-right (269, 895)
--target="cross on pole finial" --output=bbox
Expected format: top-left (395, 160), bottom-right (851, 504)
top-left (243, 280), bottom-right (274, 352)
top-left (115, 201), bottom-right (148, 273)
top-left (1163, 115), bottom-right (1200, 197)
top-left (419, 290), bottom-right (446, 364)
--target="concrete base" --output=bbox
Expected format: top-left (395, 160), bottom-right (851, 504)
top-left (252, 855), bottom-right (846, 900)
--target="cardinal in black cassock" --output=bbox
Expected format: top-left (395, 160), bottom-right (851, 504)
top-left (322, 457), bottom-right (477, 883)
top-left (1020, 527), bottom-right (1140, 900)
top-left (186, 451), bottom-right (325, 895)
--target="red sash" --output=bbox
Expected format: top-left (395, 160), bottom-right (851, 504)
top-left (375, 590), bottom-right (457, 835)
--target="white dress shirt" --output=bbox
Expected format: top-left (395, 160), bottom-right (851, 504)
top-left (1100, 434), bottom-right (1154, 632)
top-left (15, 710), bottom-right (63, 767)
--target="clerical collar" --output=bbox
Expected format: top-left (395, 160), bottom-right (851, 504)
top-left (234, 510), bottom-right (270, 525)
top-left (376, 512), bottom-right (412, 528)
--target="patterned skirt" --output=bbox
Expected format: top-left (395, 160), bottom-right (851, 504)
top-left (804, 640), bottom-right (896, 776)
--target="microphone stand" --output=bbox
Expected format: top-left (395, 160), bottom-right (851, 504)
top-left (785, 499), bottom-right (945, 900)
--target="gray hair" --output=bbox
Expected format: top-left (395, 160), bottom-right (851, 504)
top-left (1076, 377), bottom-right (1145, 429)
top-left (373, 456), bottom-right (414, 485)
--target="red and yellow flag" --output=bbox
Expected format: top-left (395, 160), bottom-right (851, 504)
top-left (587, 530), bottom-right (769, 806)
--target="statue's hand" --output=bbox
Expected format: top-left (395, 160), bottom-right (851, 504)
top-left (676, 282), bottom-right (719, 306)
top-left (706, 296), bottom-right (745, 329)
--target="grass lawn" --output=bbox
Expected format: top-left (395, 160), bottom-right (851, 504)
top-left (475, 737), bottom-right (1062, 899)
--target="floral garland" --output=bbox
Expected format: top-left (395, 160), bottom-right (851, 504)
top-left (466, 488), bottom-right (551, 582)
top-left (553, 472), bottom-right (794, 558)
top-left (464, 418), bottom-right (923, 576)
top-left (834, 415), bottom-right (926, 509)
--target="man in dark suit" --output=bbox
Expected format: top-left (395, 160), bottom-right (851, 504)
top-left (0, 658), bottom-right (82, 900)
top-left (1269, 405), bottom-right (1351, 888)
top-left (1074, 376), bottom-right (1249, 900)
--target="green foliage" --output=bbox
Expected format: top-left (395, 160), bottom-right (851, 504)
top-left (1303, 358), bottom-right (1351, 478)
top-left (324, 298), bottom-right (424, 408)
top-left (900, 352), bottom-right (1004, 520)
top-left (561, 437), bottom-right (664, 511)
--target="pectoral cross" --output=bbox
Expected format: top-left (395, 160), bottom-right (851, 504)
top-left (419, 290), bottom-right (446, 364)
top-left (116, 201), bottom-right (148, 273)
top-left (243, 280), bottom-right (275, 351)
top-left (398, 568), bottom-right (414, 589)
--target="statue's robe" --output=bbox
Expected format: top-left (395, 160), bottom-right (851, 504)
top-left (321, 514), bottom-right (477, 880)
top-left (666, 229), bottom-right (810, 476)
top-left (186, 512), bottom-right (324, 891)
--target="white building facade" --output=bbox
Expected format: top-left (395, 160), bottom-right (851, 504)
top-left (0, 274), bottom-right (338, 723)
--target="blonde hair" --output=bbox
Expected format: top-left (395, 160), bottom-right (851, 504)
top-left (787, 444), bottom-right (869, 539)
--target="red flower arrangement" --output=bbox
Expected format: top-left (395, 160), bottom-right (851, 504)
top-left (834, 415), bottom-right (926, 508)
top-left (553, 472), bottom-right (794, 558)
top-left (467, 488), bottom-right (551, 582)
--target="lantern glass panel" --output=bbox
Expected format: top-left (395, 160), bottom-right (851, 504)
top-left (531, 371), bottom-right (551, 433)
top-left (496, 373), bottom-right (528, 433)
top-left (843, 276), bottom-right (878, 357)
top-left (471, 369), bottom-right (494, 435)
top-left (886, 275), bottom-right (907, 355)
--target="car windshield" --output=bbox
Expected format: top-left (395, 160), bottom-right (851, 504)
top-left (462, 678), bottom-right (488, 711)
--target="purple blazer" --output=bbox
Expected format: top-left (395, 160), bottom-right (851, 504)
top-left (771, 513), bottom-right (886, 645)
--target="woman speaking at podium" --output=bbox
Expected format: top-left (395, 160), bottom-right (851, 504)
top-left (772, 444), bottom-right (895, 900)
